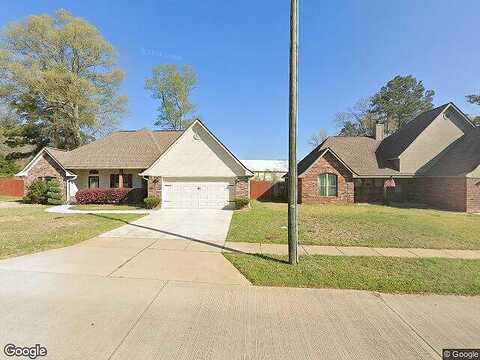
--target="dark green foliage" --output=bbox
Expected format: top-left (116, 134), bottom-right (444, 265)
top-left (46, 179), bottom-right (63, 205)
top-left (370, 75), bottom-right (435, 134)
top-left (143, 196), bottom-right (160, 209)
top-left (0, 155), bottom-right (20, 177)
top-left (336, 75), bottom-right (435, 136)
top-left (234, 197), bottom-right (250, 209)
top-left (466, 94), bottom-right (480, 106)
top-left (23, 179), bottom-right (49, 204)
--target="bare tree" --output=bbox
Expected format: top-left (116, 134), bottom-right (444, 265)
top-left (308, 129), bottom-right (328, 148)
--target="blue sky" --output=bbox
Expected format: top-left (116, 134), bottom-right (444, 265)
top-left (2, 0), bottom-right (479, 159)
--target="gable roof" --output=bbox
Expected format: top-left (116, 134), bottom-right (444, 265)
top-left (16, 147), bottom-right (76, 178)
top-left (297, 102), bottom-right (478, 178)
top-left (140, 119), bottom-right (253, 176)
top-left (45, 130), bottom-right (183, 169)
top-left (377, 102), bottom-right (475, 163)
top-left (298, 136), bottom-right (400, 177)
top-left (421, 127), bottom-right (480, 177)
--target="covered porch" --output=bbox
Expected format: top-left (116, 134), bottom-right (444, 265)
top-left (67, 168), bottom-right (147, 203)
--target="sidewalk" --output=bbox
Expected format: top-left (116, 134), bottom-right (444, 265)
top-left (224, 242), bottom-right (480, 259)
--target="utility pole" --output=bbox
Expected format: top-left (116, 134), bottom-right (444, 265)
top-left (288, 0), bottom-right (299, 265)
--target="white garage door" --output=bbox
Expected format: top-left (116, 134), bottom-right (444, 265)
top-left (162, 179), bottom-right (234, 209)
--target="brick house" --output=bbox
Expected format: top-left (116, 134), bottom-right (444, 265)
top-left (295, 102), bottom-right (480, 212)
top-left (16, 120), bottom-right (252, 209)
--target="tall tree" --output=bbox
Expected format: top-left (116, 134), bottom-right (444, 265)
top-left (466, 94), bottom-right (480, 125)
top-left (335, 98), bottom-right (376, 137)
top-left (308, 129), bottom-right (328, 148)
top-left (370, 75), bottom-right (434, 133)
top-left (145, 64), bottom-right (198, 130)
top-left (0, 9), bottom-right (127, 152)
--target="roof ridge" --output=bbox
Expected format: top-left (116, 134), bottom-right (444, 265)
top-left (147, 131), bottom-right (162, 152)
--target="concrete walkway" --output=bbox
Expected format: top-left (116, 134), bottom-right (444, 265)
top-left (225, 241), bottom-right (480, 259)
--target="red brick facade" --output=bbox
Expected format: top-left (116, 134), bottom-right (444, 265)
top-left (297, 150), bottom-right (480, 212)
top-left (406, 177), bottom-right (468, 212)
top-left (466, 178), bottom-right (480, 213)
top-left (299, 153), bottom-right (354, 204)
top-left (24, 153), bottom-right (67, 199)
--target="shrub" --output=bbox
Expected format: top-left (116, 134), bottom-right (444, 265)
top-left (75, 188), bottom-right (133, 204)
top-left (46, 179), bottom-right (64, 205)
top-left (234, 197), bottom-right (250, 209)
top-left (144, 196), bottom-right (160, 209)
top-left (24, 179), bottom-right (49, 204)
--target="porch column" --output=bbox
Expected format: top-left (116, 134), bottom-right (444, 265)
top-left (118, 169), bottom-right (124, 188)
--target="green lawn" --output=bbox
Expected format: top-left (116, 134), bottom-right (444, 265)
top-left (0, 195), bottom-right (22, 202)
top-left (0, 205), bottom-right (143, 259)
top-left (227, 201), bottom-right (480, 249)
top-left (70, 204), bottom-right (145, 210)
top-left (225, 253), bottom-right (480, 295)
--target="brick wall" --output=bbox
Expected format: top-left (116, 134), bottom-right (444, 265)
top-left (234, 177), bottom-right (249, 198)
top-left (466, 178), bottom-right (480, 213)
top-left (147, 176), bottom-right (162, 199)
top-left (299, 152), bottom-right (354, 204)
top-left (407, 177), bottom-right (467, 212)
top-left (24, 153), bottom-right (66, 199)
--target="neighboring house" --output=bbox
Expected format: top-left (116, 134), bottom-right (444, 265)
top-left (16, 120), bottom-right (253, 209)
top-left (242, 160), bottom-right (288, 200)
top-left (241, 160), bottom-right (288, 182)
top-left (295, 102), bottom-right (480, 212)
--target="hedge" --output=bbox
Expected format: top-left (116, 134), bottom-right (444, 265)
top-left (75, 188), bottom-right (133, 204)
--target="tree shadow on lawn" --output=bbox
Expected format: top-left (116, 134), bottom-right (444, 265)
top-left (90, 214), bottom-right (288, 265)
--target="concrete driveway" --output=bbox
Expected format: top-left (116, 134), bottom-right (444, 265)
top-left (0, 209), bottom-right (246, 285)
top-left (0, 209), bottom-right (479, 359)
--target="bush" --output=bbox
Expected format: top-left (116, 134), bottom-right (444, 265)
top-left (46, 179), bottom-right (64, 205)
top-left (234, 197), bottom-right (250, 209)
top-left (75, 188), bottom-right (133, 204)
top-left (144, 196), bottom-right (160, 209)
top-left (24, 179), bottom-right (49, 204)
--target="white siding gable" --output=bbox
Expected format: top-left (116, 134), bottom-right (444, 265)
top-left (143, 122), bottom-right (246, 177)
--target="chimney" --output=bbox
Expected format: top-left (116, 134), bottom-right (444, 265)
top-left (375, 123), bottom-right (385, 141)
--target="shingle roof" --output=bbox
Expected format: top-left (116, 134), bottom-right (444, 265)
top-left (421, 127), bottom-right (480, 177)
top-left (376, 103), bottom-right (450, 163)
top-left (49, 130), bottom-right (183, 169)
top-left (298, 136), bottom-right (400, 177)
top-left (297, 102), bottom-right (479, 178)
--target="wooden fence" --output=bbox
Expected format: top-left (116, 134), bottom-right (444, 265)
top-left (250, 180), bottom-right (286, 201)
top-left (0, 177), bottom-right (24, 197)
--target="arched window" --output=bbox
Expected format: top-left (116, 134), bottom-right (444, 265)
top-left (319, 173), bottom-right (337, 197)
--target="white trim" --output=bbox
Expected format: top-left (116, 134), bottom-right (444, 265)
top-left (140, 120), bottom-right (253, 177)
top-left (298, 148), bottom-right (357, 178)
top-left (16, 147), bottom-right (77, 179)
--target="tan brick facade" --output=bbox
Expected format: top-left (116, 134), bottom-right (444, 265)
top-left (234, 177), bottom-right (250, 198)
top-left (299, 153), bottom-right (354, 204)
top-left (147, 176), bottom-right (162, 199)
top-left (24, 153), bottom-right (67, 200)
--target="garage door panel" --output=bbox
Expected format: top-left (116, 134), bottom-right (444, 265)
top-left (163, 179), bottom-right (234, 209)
